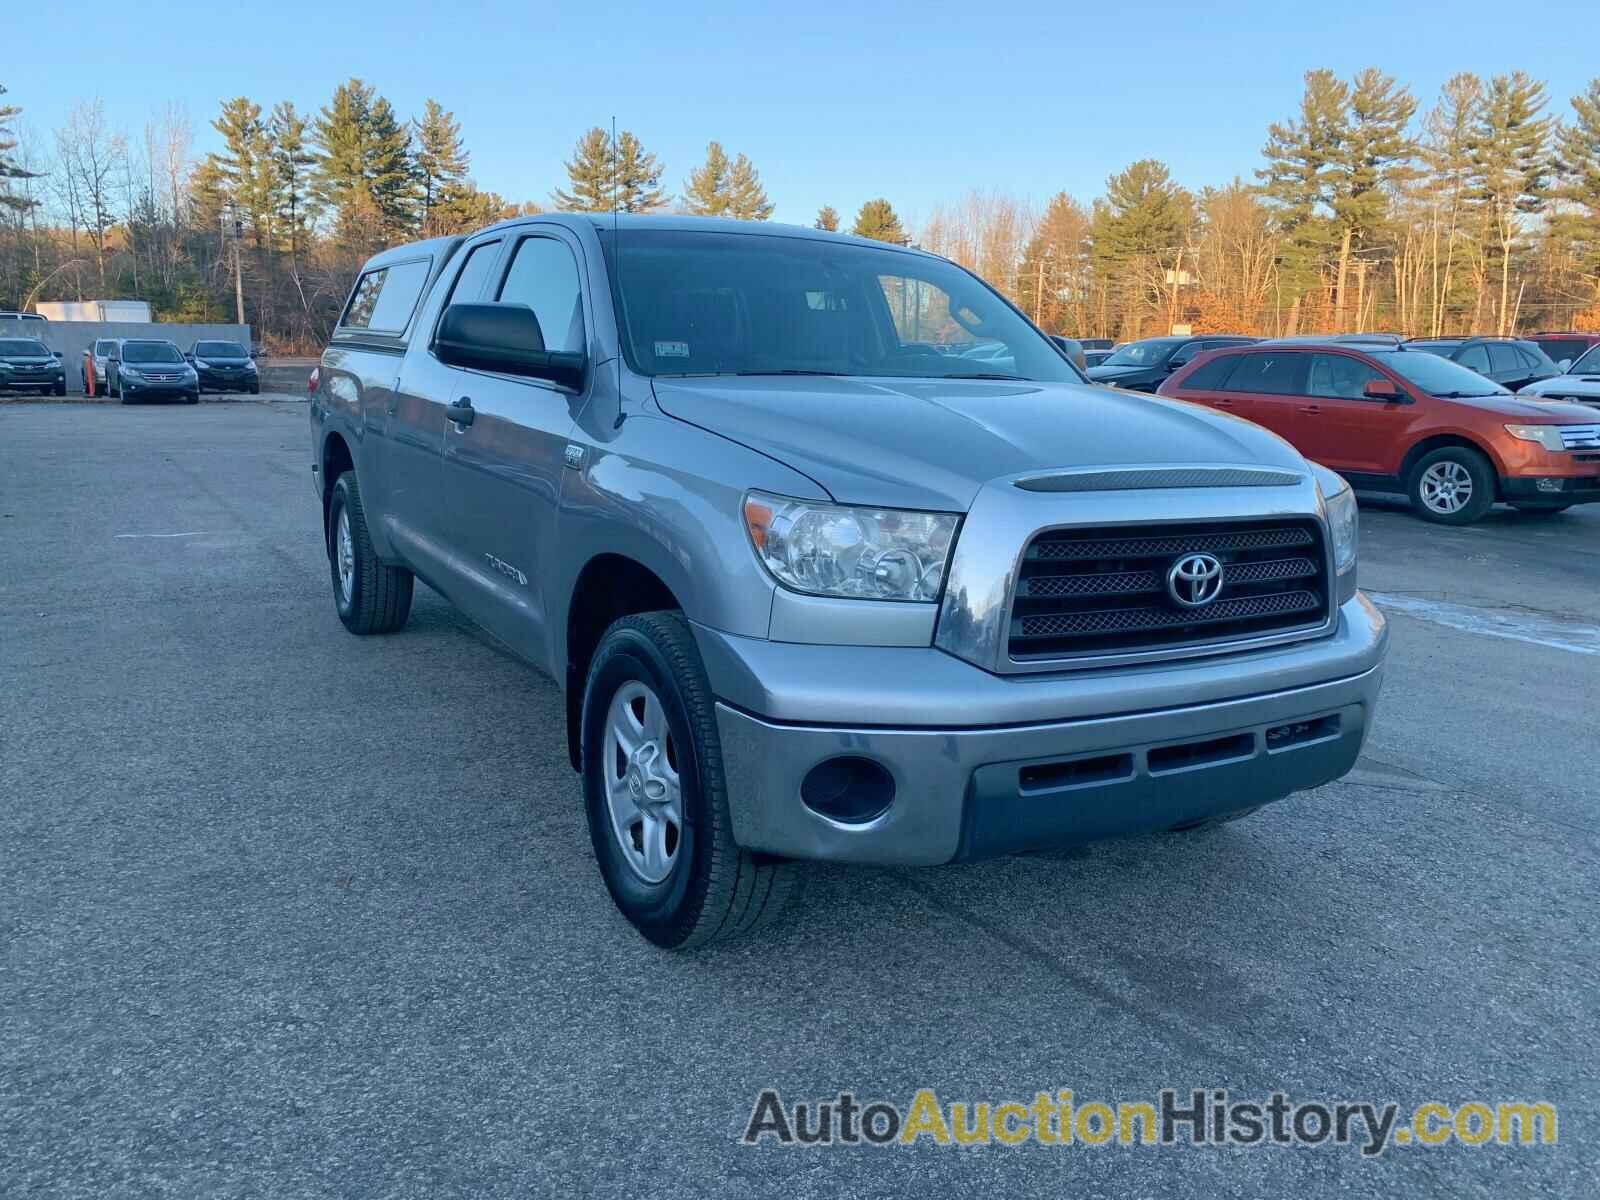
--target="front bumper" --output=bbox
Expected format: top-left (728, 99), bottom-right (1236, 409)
top-left (1501, 473), bottom-right (1600, 504)
top-left (701, 594), bottom-right (1387, 865)
top-left (0, 372), bottom-right (63, 391)
top-left (197, 367), bottom-right (258, 389)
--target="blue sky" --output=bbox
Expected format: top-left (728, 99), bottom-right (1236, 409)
top-left (7, 0), bottom-right (1596, 229)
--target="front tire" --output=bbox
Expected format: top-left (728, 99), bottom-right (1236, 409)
top-left (582, 611), bottom-right (795, 949)
top-left (327, 472), bottom-right (413, 634)
top-left (1407, 446), bottom-right (1495, 524)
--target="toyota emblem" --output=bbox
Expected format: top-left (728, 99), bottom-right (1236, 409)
top-left (1166, 552), bottom-right (1225, 608)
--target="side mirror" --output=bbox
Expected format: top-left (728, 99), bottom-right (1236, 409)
top-left (184, 352), bottom-right (195, 361)
top-left (435, 302), bottom-right (585, 389)
top-left (1362, 378), bottom-right (1402, 401)
top-left (52, 350), bottom-right (63, 359)
top-left (1557, 358), bottom-right (1572, 372)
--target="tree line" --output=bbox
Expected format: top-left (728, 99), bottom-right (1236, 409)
top-left (3, 67), bottom-right (1600, 350)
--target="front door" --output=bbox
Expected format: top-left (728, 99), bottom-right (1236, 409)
top-left (439, 229), bottom-right (593, 660)
top-left (1298, 352), bottom-right (1410, 475)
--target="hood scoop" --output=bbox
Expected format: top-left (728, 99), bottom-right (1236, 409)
top-left (1014, 465), bottom-right (1302, 493)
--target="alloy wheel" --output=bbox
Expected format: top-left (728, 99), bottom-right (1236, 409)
top-left (602, 680), bottom-right (683, 884)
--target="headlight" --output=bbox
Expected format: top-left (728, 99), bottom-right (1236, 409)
top-left (743, 491), bottom-right (959, 602)
top-left (193, 358), bottom-right (211, 369)
top-left (1504, 424), bottom-right (1566, 452)
top-left (119, 366), bottom-right (142, 379)
top-left (1312, 463), bottom-right (1358, 577)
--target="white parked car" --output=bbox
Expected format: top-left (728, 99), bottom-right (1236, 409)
top-left (1519, 343), bottom-right (1600, 411)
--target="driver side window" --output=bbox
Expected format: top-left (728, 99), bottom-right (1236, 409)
top-left (877, 275), bottom-right (979, 351)
top-left (1306, 353), bottom-right (1385, 399)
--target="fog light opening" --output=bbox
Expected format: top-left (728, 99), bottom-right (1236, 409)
top-left (800, 756), bottom-right (895, 825)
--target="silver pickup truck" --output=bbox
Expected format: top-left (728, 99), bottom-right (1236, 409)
top-left (309, 215), bottom-right (1387, 949)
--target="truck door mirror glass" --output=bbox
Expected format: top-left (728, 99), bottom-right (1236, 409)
top-left (436, 301), bottom-right (585, 389)
top-left (1362, 378), bottom-right (1401, 401)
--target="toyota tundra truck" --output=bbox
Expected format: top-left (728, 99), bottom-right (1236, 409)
top-left (309, 215), bottom-right (1388, 949)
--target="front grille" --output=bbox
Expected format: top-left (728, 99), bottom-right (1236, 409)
top-left (1558, 425), bottom-right (1600, 450)
top-left (1009, 519), bottom-right (1331, 660)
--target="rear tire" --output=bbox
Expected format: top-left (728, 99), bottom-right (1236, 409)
top-left (327, 472), bottom-right (413, 634)
top-left (1407, 446), bottom-right (1495, 525)
top-left (582, 610), bottom-right (796, 949)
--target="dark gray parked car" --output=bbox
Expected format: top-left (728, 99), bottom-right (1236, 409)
top-left (309, 216), bottom-right (1386, 949)
top-left (107, 339), bottom-right (199, 404)
top-left (186, 339), bottom-right (259, 394)
top-left (0, 337), bottom-right (66, 395)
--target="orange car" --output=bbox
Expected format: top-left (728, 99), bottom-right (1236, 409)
top-left (1158, 341), bottom-right (1600, 523)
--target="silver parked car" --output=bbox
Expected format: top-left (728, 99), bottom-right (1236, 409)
top-left (1518, 342), bottom-right (1600, 411)
top-left (309, 216), bottom-right (1387, 949)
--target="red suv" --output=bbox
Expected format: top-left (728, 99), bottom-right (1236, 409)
top-left (1158, 342), bottom-right (1600, 523)
top-left (1526, 332), bottom-right (1600, 371)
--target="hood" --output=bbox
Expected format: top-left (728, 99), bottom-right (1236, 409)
top-left (651, 375), bottom-right (1307, 511)
top-left (1086, 363), bottom-right (1160, 382)
top-left (1523, 373), bottom-right (1600, 395)
top-left (1439, 392), bottom-right (1599, 421)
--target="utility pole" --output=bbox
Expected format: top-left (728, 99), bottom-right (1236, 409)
top-left (222, 202), bottom-right (244, 326)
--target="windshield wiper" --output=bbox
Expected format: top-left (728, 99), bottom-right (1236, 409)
top-left (732, 369), bottom-right (850, 377)
top-left (1434, 391), bottom-right (1501, 398)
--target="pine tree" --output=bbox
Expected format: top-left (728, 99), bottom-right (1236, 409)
top-left (0, 84), bottom-right (38, 214)
top-left (1329, 69), bottom-right (1416, 326)
top-left (1554, 78), bottom-right (1600, 285)
top-left (612, 131), bottom-right (664, 213)
top-left (814, 205), bottom-right (839, 232)
top-left (1468, 71), bottom-right (1551, 333)
top-left (726, 153), bottom-right (773, 220)
top-left (682, 142), bottom-right (732, 216)
top-left (851, 198), bottom-right (905, 243)
top-left (211, 97), bottom-right (275, 244)
top-left (413, 99), bottom-right (470, 237)
top-left (268, 102), bottom-right (316, 260)
top-left (1258, 69), bottom-right (1350, 311)
top-left (1017, 192), bottom-right (1091, 329)
top-left (552, 127), bottom-right (662, 214)
top-left (1090, 161), bottom-right (1193, 337)
top-left (312, 79), bottom-right (417, 253)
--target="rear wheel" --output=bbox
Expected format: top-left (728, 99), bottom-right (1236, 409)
top-left (582, 611), bottom-right (796, 949)
top-left (327, 472), bottom-right (413, 634)
top-left (1407, 446), bottom-right (1495, 525)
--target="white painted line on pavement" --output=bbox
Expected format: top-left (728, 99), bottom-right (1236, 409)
top-left (113, 532), bottom-right (213, 539)
top-left (1367, 591), bottom-right (1600, 657)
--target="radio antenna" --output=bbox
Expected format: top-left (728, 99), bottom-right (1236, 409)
top-left (612, 115), bottom-right (624, 425)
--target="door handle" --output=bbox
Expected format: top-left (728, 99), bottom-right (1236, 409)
top-left (1297, 404), bottom-right (1322, 415)
top-left (447, 396), bottom-right (475, 426)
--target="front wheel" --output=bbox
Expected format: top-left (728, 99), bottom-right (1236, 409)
top-left (1407, 446), bottom-right (1495, 524)
top-left (582, 611), bottom-right (795, 949)
top-left (327, 472), bottom-right (413, 634)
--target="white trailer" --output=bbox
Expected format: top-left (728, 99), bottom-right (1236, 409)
top-left (35, 299), bottom-right (154, 323)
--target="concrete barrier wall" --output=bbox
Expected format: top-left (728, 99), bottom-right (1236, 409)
top-left (0, 319), bottom-right (252, 395)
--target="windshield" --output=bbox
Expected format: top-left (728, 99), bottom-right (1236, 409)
top-left (1382, 351), bottom-right (1508, 396)
top-left (194, 341), bottom-right (246, 358)
top-left (122, 342), bottom-right (184, 364)
top-left (597, 228), bottom-right (1080, 383)
top-left (1099, 338), bottom-right (1181, 368)
top-left (1570, 344), bottom-right (1600, 374)
top-left (0, 338), bottom-right (49, 356)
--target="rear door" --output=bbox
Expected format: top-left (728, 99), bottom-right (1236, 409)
top-left (1213, 350), bottom-right (1311, 447)
top-left (438, 228), bottom-right (592, 658)
top-left (1299, 352), bottom-right (1408, 474)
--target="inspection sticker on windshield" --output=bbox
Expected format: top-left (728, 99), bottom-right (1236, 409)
top-left (655, 341), bottom-right (690, 358)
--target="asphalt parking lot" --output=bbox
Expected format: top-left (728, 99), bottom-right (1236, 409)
top-left (3, 400), bottom-right (1596, 1197)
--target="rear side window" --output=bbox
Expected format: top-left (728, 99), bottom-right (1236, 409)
top-left (1221, 352), bottom-right (1307, 394)
top-left (497, 236), bottom-right (585, 355)
top-left (1457, 344), bottom-right (1490, 373)
top-left (443, 240), bottom-right (502, 308)
top-left (1487, 344), bottom-right (1521, 373)
top-left (340, 258), bottom-right (431, 333)
top-left (1179, 353), bottom-right (1239, 390)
